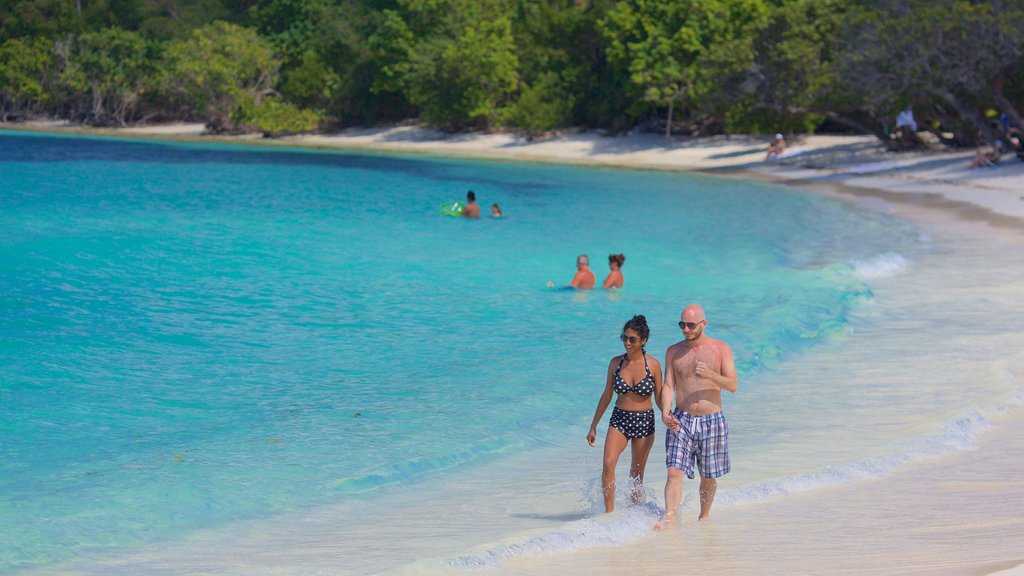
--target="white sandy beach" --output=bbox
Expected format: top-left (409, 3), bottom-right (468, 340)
top-left (6, 121), bottom-right (1024, 576)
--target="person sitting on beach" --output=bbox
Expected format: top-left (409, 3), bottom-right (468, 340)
top-left (547, 254), bottom-right (596, 289)
top-left (587, 315), bottom-right (663, 512)
top-left (460, 190), bottom-right (481, 218)
top-left (491, 203), bottom-right (503, 218)
top-left (969, 146), bottom-right (1002, 169)
top-left (603, 253), bottom-right (625, 289)
top-left (895, 107), bottom-right (918, 133)
top-left (765, 133), bottom-right (787, 160)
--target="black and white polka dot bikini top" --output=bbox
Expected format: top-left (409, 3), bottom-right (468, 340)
top-left (613, 353), bottom-right (655, 397)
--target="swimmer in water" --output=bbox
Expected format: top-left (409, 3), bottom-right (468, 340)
top-left (603, 253), bottom-right (625, 289)
top-left (547, 254), bottom-right (596, 289)
top-left (460, 190), bottom-right (480, 218)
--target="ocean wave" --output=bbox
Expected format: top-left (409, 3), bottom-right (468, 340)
top-left (444, 503), bottom-right (661, 570)
top-left (441, 411), bottom-right (994, 569)
top-left (717, 410), bottom-right (990, 507)
top-left (851, 253), bottom-right (911, 280)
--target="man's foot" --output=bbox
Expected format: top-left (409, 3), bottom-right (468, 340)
top-left (698, 514), bottom-right (711, 525)
top-left (653, 512), bottom-right (678, 530)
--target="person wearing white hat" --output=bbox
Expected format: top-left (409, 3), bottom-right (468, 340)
top-left (766, 133), bottom-right (787, 160)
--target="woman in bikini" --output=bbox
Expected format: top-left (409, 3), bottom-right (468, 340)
top-left (586, 314), bottom-right (664, 512)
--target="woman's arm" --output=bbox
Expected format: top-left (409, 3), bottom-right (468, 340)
top-left (587, 359), bottom-right (618, 446)
top-left (650, 356), bottom-right (664, 411)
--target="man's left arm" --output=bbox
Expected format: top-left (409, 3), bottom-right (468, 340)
top-left (695, 344), bottom-right (738, 393)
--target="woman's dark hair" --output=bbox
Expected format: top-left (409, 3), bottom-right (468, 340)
top-left (608, 253), bottom-right (625, 267)
top-left (623, 314), bottom-right (649, 342)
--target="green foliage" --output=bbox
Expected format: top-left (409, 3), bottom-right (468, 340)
top-left (248, 0), bottom-right (324, 58)
top-left (279, 49), bottom-right (340, 111)
top-left (135, 0), bottom-right (235, 40)
top-left (0, 0), bottom-right (82, 39)
top-left (0, 0), bottom-right (1022, 144)
top-left (369, 0), bottom-right (520, 129)
top-left (442, 15), bottom-right (519, 127)
top-left (827, 0), bottom-right (1024, 144)
top-left (0, 36), bottom-right (54, 116)
top-left (502, 70), bottom-right (573, 135)
top-left (724, 95), bottom-right (824, 134)
top-left (600, 0), bottom-right (770, 134)
top-left (231, 95), bottom-right (321, 134)
top-left (160, 21), bottom-right (279, 130)
top-left (60, 27), bottom-right (152, 124)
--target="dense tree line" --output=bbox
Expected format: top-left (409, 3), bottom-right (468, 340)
top-left (1, 0), bottom-right (1022, 146)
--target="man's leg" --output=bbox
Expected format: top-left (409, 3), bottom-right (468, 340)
top-left (654, 467), bottom-right (684, 529)
top-left (698, 476), bottom-right (717, 522)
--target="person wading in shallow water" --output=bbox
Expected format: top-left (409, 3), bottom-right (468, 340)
top-left (587, 315), bottom-right (664, 512)
top-left (655, 304), bottom-right (738, 528)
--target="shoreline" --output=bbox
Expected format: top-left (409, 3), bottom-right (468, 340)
top-left (5, 121), bottom-right (1024, 227)
top-left (6, 121), bottom-right (1024, 576)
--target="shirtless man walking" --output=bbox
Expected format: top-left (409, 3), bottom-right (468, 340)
top-left (655, 304), bottom-right (738, 528)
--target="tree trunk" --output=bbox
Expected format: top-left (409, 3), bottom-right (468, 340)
top-left (665, 98), bottom-right (673, 140)
top-left (992, 74), bottom-right (1023, 133)
top-left (822, 111), bottom-right (888, 143)
top-left (936, 89), bottom-right (997, 145)
top-left (91, 84), bottom-right (104, 124)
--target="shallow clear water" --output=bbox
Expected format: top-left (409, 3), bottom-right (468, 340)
top-left (0, 130), bottom-right (981, 573)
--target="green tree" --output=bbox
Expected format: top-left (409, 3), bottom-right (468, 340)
top-left (502, 70), bottom-right (574, 137)
top-left (0, 0), bottom-right (82, 40)
top-left (136, 0), bottom-right (235, 40)
top-left (726, 0), bottom-right (847, 134)
top-left (231, 94), bottom-right (321, 135)
top-left (279, 49), bottom-right (340, 111)
top-left (0, 36), bottom-right (55, 119)
top-left (60, 27), bottom-right (152, 125)
top-left (250, 0), bottom-right (388, 124)
top-left (830, 0), bottom-right (1024, 146)
top-left (601, 0), bottom-right (770, 137)
top-left (369, 0), bottom-right (520, 129)
top-left (506, 0), bottom-right (623, 131)
top-left (160, 20), bottom-right (280, 131)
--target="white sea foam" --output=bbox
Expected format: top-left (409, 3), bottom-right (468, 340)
top-left (442, 411), bottom-right (994, 569)
top-left (851, 252), bottom-right (911, 280)
top-left (444, 503), bottom-right (661, 570)
top-left (715, 410), bottom-right (990, 507)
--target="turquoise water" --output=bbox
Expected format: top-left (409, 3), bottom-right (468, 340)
top-left (0, 130), bottom-right (925, 572)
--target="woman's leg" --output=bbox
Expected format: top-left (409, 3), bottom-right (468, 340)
top-left (601, 427), bottom-right (628, 512)
top-left (628, 433), bottom-right (655, 504)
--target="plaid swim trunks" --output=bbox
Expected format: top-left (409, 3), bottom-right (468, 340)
top-left (665, 409), bottom-right (730, 479)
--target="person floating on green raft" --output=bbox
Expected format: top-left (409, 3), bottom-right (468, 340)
top-left (441, 190), bottom-right (481, 218)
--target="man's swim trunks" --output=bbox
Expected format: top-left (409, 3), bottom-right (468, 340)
top-left (665, 409), bottom-right (730, 479)
top-left (609, 406), bottom-right (656, 439)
